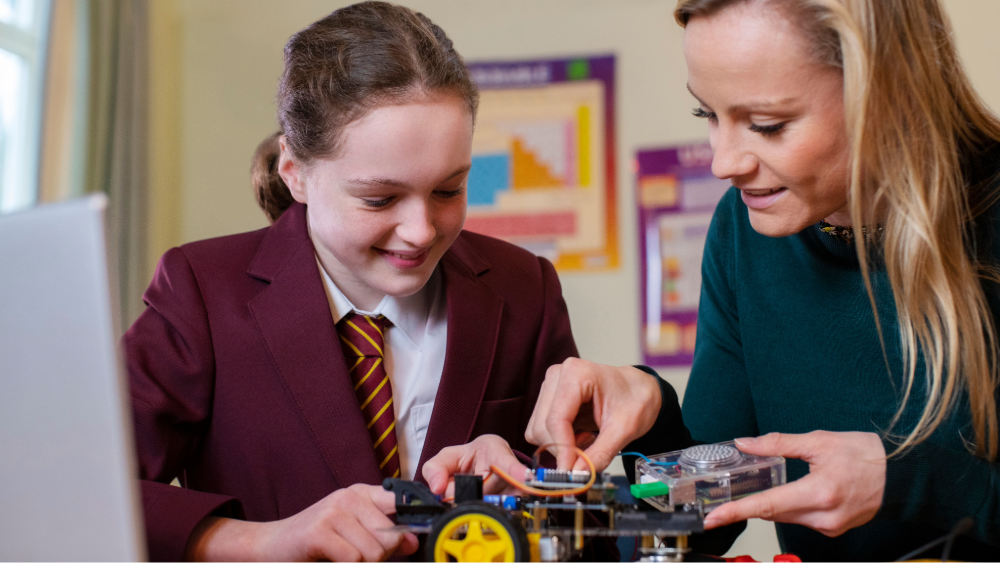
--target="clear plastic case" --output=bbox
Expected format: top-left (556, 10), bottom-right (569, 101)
top-left (635, 441), bottom-right (786, 513)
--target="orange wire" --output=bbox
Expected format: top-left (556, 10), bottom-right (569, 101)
top-left (489, 445), bottom-right (597, 497)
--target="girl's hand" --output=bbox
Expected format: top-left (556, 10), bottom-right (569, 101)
top-left (525, 358), bottom-right (662, 471)
top-left (186, 483), bottom-right (419, 561)
top-left (703, 431), bottom-right (886, 537)
top-left (422, 434), bottom-right (529, 497)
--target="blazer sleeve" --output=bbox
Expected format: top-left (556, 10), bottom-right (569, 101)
top-left (123, 247), bottom-right (244, 561)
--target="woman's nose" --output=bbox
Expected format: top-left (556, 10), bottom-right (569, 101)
top-left (711, 126), bottom-right (756, 181)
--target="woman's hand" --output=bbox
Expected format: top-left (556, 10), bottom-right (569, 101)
top-left (525, 358), bottom-right (662, 471)
top-left (185, 483), bottom-right (419, 561)
top-left (422, 434), bottom-right (529, 497)
top-left (703, 431), bottom-right (886, 537)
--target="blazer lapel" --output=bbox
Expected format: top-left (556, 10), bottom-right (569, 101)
top-left (246, 203), bottom-right (383, 488)
top-left (414, 234), bottom-right (503, 482)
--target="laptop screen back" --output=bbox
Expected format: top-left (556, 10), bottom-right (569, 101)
top-left (0, 195), bottom-right (146, 561)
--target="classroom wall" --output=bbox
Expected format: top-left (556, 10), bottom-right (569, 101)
top-left (148, 0), bottom-right (698, 387)
top-left (145, 1), bottom-right (1000, 558)
top-left (149, 0), bottom-right (1000, 379)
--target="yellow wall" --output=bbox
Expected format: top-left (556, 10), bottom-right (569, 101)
top-left (147, 0), bottom-right (183, 279)
top-left (145, 1), bottom-right (1000, 557)
top-left (147, 0), bottom-right (1000, 377)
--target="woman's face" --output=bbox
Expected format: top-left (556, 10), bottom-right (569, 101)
top-left (684, 2), bottom-right (852, 237)
top-left (280, 95), bottom-right (472, 310)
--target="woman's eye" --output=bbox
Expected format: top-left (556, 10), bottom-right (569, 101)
top-left (362, 197), bottom-right (393, 208)
top-left (749, 122), bottom-right (787, 137)
top-left (692, 107), bottom-right (717, 122)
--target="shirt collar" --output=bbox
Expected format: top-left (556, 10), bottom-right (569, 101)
top-left (316, 257), bottom-right (437, 348)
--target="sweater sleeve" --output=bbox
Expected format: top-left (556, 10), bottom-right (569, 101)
top-left (681, 192), bottom-right (759, 442)
top-left (518, 254), bottom-right (580, 457)
top-left (124, 248), bottom-right (244, 561)
top-left (527, 256), bottom-right (620, 562)
top-left (880, 438), bottom-right (1000, 547)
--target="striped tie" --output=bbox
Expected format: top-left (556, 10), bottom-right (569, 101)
top-left (337, 312), bottom-right (401, 479)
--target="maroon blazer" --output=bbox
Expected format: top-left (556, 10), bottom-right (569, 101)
top-left (124, 202), bottom-right (578, 561)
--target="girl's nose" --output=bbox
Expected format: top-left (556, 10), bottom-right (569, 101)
top-left (396, 203), bottom-right (436, 248)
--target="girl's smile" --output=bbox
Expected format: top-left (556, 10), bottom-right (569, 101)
top-left (279, 94), bottom-right (474, 310)
top-left (378, 247), bottom-right (431, 269)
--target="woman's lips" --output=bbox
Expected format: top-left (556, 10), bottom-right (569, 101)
top-left (379, 248), bottom-right (430, 269)
top-left (740, 187), bottom-right (788, 210)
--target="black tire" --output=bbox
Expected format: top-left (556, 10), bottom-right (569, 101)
top-left (425, 501), bottom-right (530, 562)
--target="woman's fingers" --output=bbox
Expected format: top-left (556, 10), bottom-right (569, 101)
top-left (541, 368), bottom-right (590, 469)
top-left (703, 476), bottom-right (818, 529)
top-left (527, 359), bottom-right (663, 471)
top-left (526, 363), bottom-right (582, 468)
top-left (734, 431), bottom-right (826, 461)
top-left (706, 431), bottom-right (885, 538)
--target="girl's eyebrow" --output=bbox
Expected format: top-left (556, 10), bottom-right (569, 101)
top-left (440, 164), bottom-right (472, 182)
top-left (345, 177), bottom-right (408, 188)
top-left (345, 164), bottom-right (472, 188)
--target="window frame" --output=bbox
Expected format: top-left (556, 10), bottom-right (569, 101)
top-left (0, 0), bottom-right (52, 212)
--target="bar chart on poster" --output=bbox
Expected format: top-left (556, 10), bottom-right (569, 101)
top-left (465, 56), bottom-right (618, 271)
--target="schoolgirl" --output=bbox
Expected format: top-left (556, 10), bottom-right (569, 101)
top-left (125, 3), bottom-right (593, 560)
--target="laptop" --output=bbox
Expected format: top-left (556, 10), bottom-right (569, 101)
top-left (0, 195), bottom-right (146, 561)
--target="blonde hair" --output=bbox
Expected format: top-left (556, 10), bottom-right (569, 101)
top-left (677, 0), bottom-right (1000, 459)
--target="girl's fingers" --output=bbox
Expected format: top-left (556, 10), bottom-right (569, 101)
top-left (421, 444), bottom-right (467, 494)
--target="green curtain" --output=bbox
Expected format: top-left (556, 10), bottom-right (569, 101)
top-left (83, 0), bottom-right (149, 331)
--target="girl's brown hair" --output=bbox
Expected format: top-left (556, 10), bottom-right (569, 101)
top-left (676, 0), bottom-right (1000, 460)
top-left (251, 1), bottom-right (479, 223)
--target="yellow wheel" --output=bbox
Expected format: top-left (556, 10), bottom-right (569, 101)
top-left (428, 501), bottom-right (528, 562)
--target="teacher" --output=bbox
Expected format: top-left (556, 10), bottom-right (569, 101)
top-left (524, 0), bottom-right (1000, 560)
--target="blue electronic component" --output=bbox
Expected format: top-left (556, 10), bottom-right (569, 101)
top-left (484, 495), bottom-right (520, 510)
top-left (535, 468), bottom-right (591, 483)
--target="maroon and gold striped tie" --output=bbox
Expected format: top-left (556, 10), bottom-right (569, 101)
top-left (337, 312), bottom-right (401, 479)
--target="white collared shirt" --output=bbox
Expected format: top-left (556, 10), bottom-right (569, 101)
top-left (317, 260), bottom-right (447, 481)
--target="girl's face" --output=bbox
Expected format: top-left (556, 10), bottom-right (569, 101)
top-left (281, 95), bottom-right (473, 310)
top-left (684, 2), bottom-right (852, 237)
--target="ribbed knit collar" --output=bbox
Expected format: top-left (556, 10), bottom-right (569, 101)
top-left (805, 222), bottom-right (860, 262)
top-left (800, 221), bottom-right (888, 270)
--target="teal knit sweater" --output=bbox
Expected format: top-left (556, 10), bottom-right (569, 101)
top-left (678, 188), bottom-right (1000, 560)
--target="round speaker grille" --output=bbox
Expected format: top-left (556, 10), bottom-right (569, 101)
top-left (678, 444), bottom-right (742, 471)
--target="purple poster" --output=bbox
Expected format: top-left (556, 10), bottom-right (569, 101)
top-left (636, 142), bottom-right (730, 366)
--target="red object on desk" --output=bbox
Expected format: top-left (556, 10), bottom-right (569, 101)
top-left (724, 555), bottom-right (801, 562)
